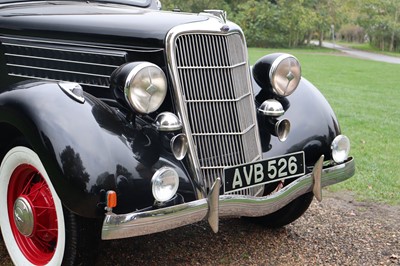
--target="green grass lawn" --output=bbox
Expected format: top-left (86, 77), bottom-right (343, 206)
top-left (248, 47), bottom-right (400, 205)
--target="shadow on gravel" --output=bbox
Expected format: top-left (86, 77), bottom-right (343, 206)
top-left (1, 191), bottom-right (399, 265)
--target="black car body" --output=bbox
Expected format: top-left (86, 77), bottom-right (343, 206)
top-left (0, 0), bottom-right (355, 264)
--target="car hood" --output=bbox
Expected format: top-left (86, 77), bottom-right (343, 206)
top-left (0, 1), bottom-right (209, 47)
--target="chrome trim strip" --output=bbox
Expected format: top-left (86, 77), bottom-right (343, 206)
top-left (0, 36), bottom-right (164, 53)
top-left (177, 61), bottom-right (246, 69)
top-left (192, 125), bottom-right (254, 136)
top-left (7, 74), bottom-right (109, 88)
top-left (101, 157), bottom-right (355, 240)
top-left (6, 64), bottom-right (110, 78)
top-left (184, 92), bottom-right (251, 103)
top-left (5, 53), bottom-right (120, 68)
top-left (2, 42), bottom-right (126, 57)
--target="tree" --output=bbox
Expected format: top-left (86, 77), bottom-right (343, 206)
top-left (161, 0), bottom-right (231, 13)
top-left (302, 0), bottom-right (345, 47)
top-left (233, 0), bottom-right (282, 47)
top-left (276, 0), bottom-right (317, 47)
top-left (158, 0), bottom-right (399, 51)
top-left (358, 0), bottom-right (400, 52)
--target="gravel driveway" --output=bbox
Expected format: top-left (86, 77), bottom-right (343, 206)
top-left (1, 191), bottom-right (399, 265)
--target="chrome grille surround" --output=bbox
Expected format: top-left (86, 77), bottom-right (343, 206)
top-left (166, 19), bottom-right (263, 197)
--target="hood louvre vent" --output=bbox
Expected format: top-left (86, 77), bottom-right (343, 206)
top-left (2, 38), bottom-right (127, 88)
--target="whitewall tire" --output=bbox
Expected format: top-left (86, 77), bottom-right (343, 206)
top-left (0, 146), bottom-right (66, 265)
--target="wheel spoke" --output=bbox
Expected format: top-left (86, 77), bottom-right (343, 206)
top-left (35, 218), bottom-right (58, 232)
top-left (35, 206), bottom-right (55, 210)
top-left (35, 206), bottom-right (55, 216)
top-left (20, 172), bottom-right (37, 195)
top-left (27, 179), bottom-right (47, 201)
top-left (36, 228), bottom-right (58, 239)
top-left (31, 234), bottom-right (56, 252)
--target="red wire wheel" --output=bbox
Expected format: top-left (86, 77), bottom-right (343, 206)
top-left (7, 164), bottom-right (58, 264)
top-left (0, 147), bottom-right (66, 265)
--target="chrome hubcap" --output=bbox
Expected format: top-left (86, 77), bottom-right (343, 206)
top-left (13, 197), bottom-right (35, 236)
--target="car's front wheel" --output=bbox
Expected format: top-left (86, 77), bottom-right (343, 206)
top-left (0, 146), bottom-right (99, 265)
top-left (247, 192), bottom-right (314, 228)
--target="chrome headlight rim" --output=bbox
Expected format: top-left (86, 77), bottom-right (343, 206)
top-left (151, 167), bottom-right (179, 202)
top-left (124, 62), bottom-right (167, 114)
top-left (269, 54), bottom-right (301, 97)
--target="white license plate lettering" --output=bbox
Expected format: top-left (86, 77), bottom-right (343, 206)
top-left (224, 152), bottom-right (305, 193)
top-left (232, 163), bottom-right (264, 189)
top-left (267, 159), bottom-right (277, 179)
top-left (278, 158), bottom-right (288, 177)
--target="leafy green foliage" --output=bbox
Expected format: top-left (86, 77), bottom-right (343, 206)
top-left (233, 0), bottom-right (282, 47)
top-left (161, 0), bottom-right (231, 13)
top-left (357, 0), bottom-right (400, 52)
top-left (160, 0), bottom-right (400, 52)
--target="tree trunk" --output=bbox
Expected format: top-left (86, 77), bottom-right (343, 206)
top-left (307, 31), bottom-right (312, 45)
top-left (390, 31), bottom-right (395, 52)
top-left (318, 30), bottom-right (323, 47)
top-left (390, 10), bottom-right (398, 52)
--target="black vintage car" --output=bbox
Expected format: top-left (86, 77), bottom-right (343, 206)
top-left (0, 0), bottom-right (355, 264)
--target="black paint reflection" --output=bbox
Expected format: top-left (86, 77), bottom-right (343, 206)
top-left (60, 145), bottom-right (90, 193)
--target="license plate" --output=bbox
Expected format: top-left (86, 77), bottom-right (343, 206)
top-left (223, 151), bottom-right (305, 193)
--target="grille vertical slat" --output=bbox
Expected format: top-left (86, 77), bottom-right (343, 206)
top-left (173, 32), bottom-right (262, 195)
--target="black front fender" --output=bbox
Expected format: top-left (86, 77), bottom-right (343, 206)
top-left (253, 76), bottom-right (341, 166)
top-left (0, 81), bottom-right (196, 218)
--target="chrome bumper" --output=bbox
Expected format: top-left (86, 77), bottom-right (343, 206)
top-left (101, 157), bottom-right (355, 240)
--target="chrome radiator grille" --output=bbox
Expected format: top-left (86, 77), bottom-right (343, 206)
top-left (172, 32), bottom-right (262, 195)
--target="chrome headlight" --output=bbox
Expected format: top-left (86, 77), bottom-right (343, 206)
top-left (331, 135), bottom-right (350, 163)
top-left (270, 54), bottom-right (301, 96)
top-left (253, 53), bottom-right (301, 97)
top-left (123, 62), bottom-right (167, 114)
top-left (151, 167), bottom-right (179, 202)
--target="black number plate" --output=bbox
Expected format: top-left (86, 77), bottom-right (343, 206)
top-left (223, 151), bottom-right (305, 193)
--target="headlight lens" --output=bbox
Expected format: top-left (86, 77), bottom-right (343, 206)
top-left (124, 63), bottom-right (167, 114)
top-left (331, 135), bottom-right (350, 163)
top-left (270, 54), bottom-right (301, 96)
top-left (151, 167), bottom-right (179, 202)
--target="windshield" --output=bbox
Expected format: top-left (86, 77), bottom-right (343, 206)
top-left (0, 0), bottom-right (152, 7)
